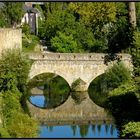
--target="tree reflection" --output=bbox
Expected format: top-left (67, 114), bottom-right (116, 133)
top-left (110, 124), bottom-right (115, 136)
top-left (91, 124), bottom-right (96, 134)
top-left (70, 125), bottom-right (77, 136)
top-left (29, 74), bottom-right (70, 109)
top-left (105, 123), bottom-right (109, 135)
top-left (43, 76), bottom-right (70, 108)
top-left (97, 124), bottom-right (101, 135)
top-left (79, 125), bottom-right (89, 138)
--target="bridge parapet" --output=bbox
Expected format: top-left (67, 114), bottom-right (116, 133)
top-left (28, 52), bottom-right (132, 62)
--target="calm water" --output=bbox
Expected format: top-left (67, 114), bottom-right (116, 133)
top-left (30, 95), bottom-right (46, 108)
top-left (29, 93), bottom-right (119, 138)
top-left (39, 124), bottom-right (118, 138)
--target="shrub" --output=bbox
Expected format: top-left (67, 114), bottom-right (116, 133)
top-left (0, 128), bottom-right (10, 138)
top-left (0, 89), bottom-right (39, 138)
top-left (22, 34), bottom-right (40, 53)
top-left (0, 49), bottom-right (31, 93)
top-left (121, 122), bottom-right (140, 138)
top-left (107, 82), bottom-right (139, 121)
top-left (7, 111), bottom-right (38, 138)
top-left (104, 62), bottom-right (131, 90)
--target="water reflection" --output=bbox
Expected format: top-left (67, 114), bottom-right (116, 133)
top-left (28, 75), bottom-right (70, 108)
top-left (71, 92), bottom-right (87, 104)
top-left (39, 123), bottom-right (118, 138)
top-left (29, 86), bottom-right (69, 109)
top-left (27, 74), bottom-right (119, 138)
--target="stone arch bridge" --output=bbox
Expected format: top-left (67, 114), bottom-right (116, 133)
top-left (29, 53), bottom-right (132, 91)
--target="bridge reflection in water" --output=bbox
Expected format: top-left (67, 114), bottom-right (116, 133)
top-left (27, 90), bottom-right (114, 124)
top-left (27, 88), bottom-right (119, 138)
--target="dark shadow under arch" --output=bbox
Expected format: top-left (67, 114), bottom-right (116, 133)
top-left (28, 72), bottom-right (70, 89)
top-left (88, 73), bottom-right (108, 107)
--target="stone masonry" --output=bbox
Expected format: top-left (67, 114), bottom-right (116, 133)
top-left (29, 53), bottom-right (133, 91)
top-left (0, 28), bottom-right (22, 57)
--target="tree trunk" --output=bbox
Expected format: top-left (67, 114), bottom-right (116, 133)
top-left (128, 2), bottom-right (136, 29)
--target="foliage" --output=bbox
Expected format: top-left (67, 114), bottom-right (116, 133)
top-left (37, 2), bottom-right (138, 53)
top-left (0, 128), bottom-right (10, 138)
top-left (108, 82), bottom-right (137, 97)
top-left (68, 2), bottom-right (116, 28)
top-left (107, 82), bottom-right (140, 123)
top-left (43, 76), bottom-right (70, 108)
top-left (0, 50), bottom-right (31, 93)
top-left (0, 50), bottom-right (39, 138)
top-left (38, 9), bottom-right (96, 52)
top-left (89, 73), bottom-right (110, 107)
top-left (121, 122), bottom-right (140, 138)
top-left (22, 34), bottom-right (40, 53)
top-left (29, 74), bottom-right (70, 96)
top-left (6, 111), bottom-right (38, 138)
top-left (107, 3), bottom-right (132, 53)
top-left (104, 62), bottom-right (131, 89)
top-left (22, 24), bottom-right (31, 36)
top-left (1, 90), bottom-right (22, 123)
top-left (0, 8), bottom-right (8, 27)
top-left (131, 31), bottom-right (140, 77)
top-left (136, 2), bottom-right (140, 31)
top-left (1, 2), bottom-right (24, 27)
top-left (89, 62), bottom-right (131, 107)
top-left (0, 89), bottom-right (39, 138)
top-left (51, 32), bottom-right (78, 52)
top-left (47, 76), bottom-right (70, 95)
top-left (68, 2), bottom-right (117, 52)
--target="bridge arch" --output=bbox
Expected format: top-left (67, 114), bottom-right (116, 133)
top-left (29, 71), bottom-right (71, 88)
top-left (29, 62), bottom-right (72, 87)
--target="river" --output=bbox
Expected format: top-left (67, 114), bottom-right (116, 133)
top-left (28, 83), bottom-right (119, 138)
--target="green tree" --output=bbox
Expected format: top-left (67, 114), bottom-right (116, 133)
top-left (0, 50), bottom-right (31, 93)
top-left (51, 32), bottom-right (78, 52)
top-left (38, 9), bottom-right (96, 52)
top-left (68, 2), bottom-right (116, 28)
top-left (1, 2), bottom-right (24, 27)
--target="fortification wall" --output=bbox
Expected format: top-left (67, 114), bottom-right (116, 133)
top-left (0, 28), bottom-right (22, 56)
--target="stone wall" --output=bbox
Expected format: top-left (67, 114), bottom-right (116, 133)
top-left (0, 28), bottom-right (22, 56)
